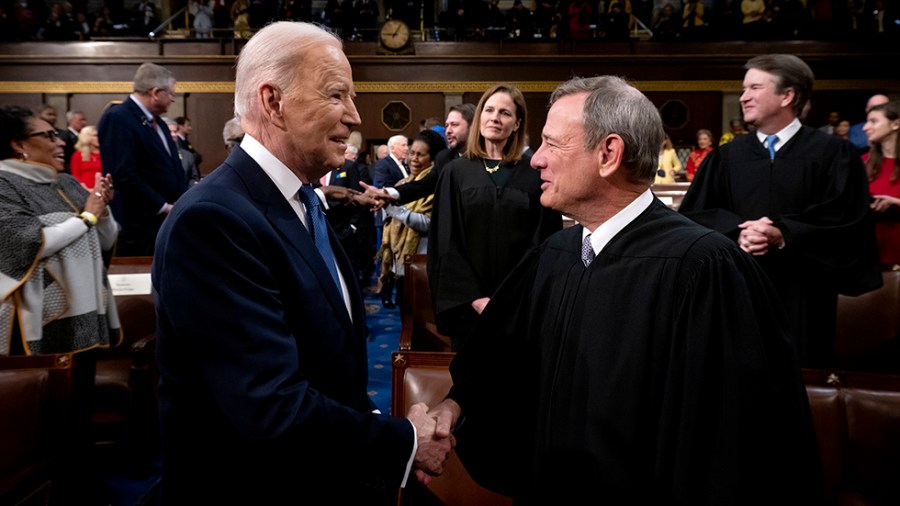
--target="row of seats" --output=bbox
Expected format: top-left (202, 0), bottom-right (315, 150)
top-left (393, 255), bottom-right (900, 505)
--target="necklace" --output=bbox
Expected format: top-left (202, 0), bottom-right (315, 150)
top-left (483, 158), bottom-right (502, 174)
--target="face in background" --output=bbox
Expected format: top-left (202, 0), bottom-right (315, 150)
top-left (740, 68), bottom-right (793, 131)
top-left (178, 119), bottom-right (192, 136)
top-left (168, 123), bottom-right (179, 140)
top-left (863, 110), bottom-right (900, 145)
top-left (389, 137), bottom-right (409, 161)
top-left (834, 120), bottom-right (851, 138)
top-left (444, 110), bottom-right (469, 150)
top-left (376, 144), bottom-right (388, 160)
top-left (407, 139), bottom-right (433, 176)
top-left (826, 111), bottom-right (839, 126)
top-left (149, 85), bottom-right (177, 116)
top-left (38, 107), bottom-right (58, 127)
top-left (531, 93), bottom-right (601, 218)
top-left (69, 112), bottom-right (87, 132)
top-left (479, 91), bottom-right (520, 147)
top-left (697, 132), bottom-right (712, 149)
top-left (280, 43), bottom-right (360, 179)
top-left (19, 117), bottom-right (66, 171)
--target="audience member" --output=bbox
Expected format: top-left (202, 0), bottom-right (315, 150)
top-left (98, 62), bottom-right (187, 256)
top-left (373, 134), bottom-right (408, 188)
top-left (568, 0), bottom-right (593, 38)
top-left (680, 53), bottom-right (882, 367)
top-left (506, 0), bottom-right (534, 38)
top-left (0, 105), bottom-right (119, 500)
top-left (70, 124), bottom-right (103, 187)
top-left (231, 0), bottom-right (252, 38)
top-left (361, 103), bottom-right (475, 210)
top-left (863, 101), bottom-right (900, 269)
top-left (61, 110), bottom-right (87, 173)
top-left (166, 118), bottom-right (201, 185)
top-left (718, 117), bottom-right (748, 145)
top-left (818, 110), bottom-right (839, 135)
top-left (833, 118), bottom-right (850, 139)
top-left (174, 116), bottom-right (203, 170)
top-left (428, 83), bottom-right (562, 351)
top-left (152, 22), bottom-right (450, 503)
top-left (685, 128), bottom-right (714, 181)
top-left (321, 144), bottom-right (376, 290)
top-left (132, 2), bottom-right (159, 36)
top-left (427, 75), bottom-right (822, 505)
top-left (654, 133), bottom-right (681, 184)
top-left (681, 0), bottom-right (705, 38)
top-left (378, 129), bottom-right (446, 310)
top-left (222, 116), bottom-right (244, 153)
top-left (189, 0), bottom-right (215, 38)
top-left (652, 3), bottom-right (680, 39)
top-left (849, 93), bottom-right (890, 151)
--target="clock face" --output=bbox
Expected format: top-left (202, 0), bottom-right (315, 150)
top-left (380, 19), bottom-right (410, 50)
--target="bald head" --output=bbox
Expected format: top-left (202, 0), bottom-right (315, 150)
top-left (867, 94), bottom-right (890, 113)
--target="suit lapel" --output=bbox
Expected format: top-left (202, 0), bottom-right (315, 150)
top-left (231, 149), bottom-right (357, 334)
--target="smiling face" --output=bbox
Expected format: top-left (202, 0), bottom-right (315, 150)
top-left (19, 118), bottom-right (66, 171)
top-left (863, 109), bottom-right (900, 146)
top-left (389, 137), bottom-right (408, 161)
top-left (282, 43), bottom-right (361, 179)
top-left (444, 110), bottom-right (469, 150)
top-left (697, 132), bottom-right (712, 149)
top-left (407, 139), bottom-right (433, 176)
top-left (740, 68), bottom-right (794, 133)
top-left (479, 91), bottom-right (520, 147)
top-left (531, 93), bottom-right (601, 219)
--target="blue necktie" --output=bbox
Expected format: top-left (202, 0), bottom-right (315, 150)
top-left (582, 234), bottom-right (595, 267)
top-left (766, 134), bottom-right (778, 160)
top-left (298, 185), bottom-right (342, 296)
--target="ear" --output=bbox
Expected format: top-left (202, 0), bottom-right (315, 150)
top-left (10, 139), bottom-right (25, 157)
top-left (596, 134), bottom-right (624, 179)
top-left (259, 83), bottom-right (286, 130)
top-left (780, 87), bottom-right (796, 109)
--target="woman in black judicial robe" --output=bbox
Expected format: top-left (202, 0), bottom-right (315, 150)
top-left (428, 83), bottom-right (562, 350)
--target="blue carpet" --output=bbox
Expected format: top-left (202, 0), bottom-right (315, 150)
top-left (100, 279), bottom-right (401, 505)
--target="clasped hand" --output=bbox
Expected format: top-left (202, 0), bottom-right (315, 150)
top-left (358, 181), bottom-right (395, 211)
top-left (406, 400), bottom-right (460, 485)
top-left (737, 216), bottom-right (784, 256)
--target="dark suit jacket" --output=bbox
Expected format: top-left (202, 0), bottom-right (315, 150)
top-left (176, 134), bottom-right (203, 167)
top-left (153, 147), bottom-right (414, 504)
top-left (394, 147), bottom-right (458, 205)
top-left (372, 155), bottom-right (406, 189)
top-left (98, 98), bottom-right (187, 255)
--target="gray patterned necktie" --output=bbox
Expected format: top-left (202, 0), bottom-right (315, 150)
top-left (582, 234), bottom-right (595, 268)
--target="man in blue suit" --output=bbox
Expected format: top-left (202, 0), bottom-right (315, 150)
top-left (98, 62), bottom-right (187, 256)
top-left (152, 22), bottom-right (451, 504)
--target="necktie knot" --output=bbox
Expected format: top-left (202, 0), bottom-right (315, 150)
top-left (766, 134), bottom-right (778, 160)
top-left (581, 234), bottom-right (595, 268)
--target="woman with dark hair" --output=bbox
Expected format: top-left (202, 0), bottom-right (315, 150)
top-left (429, 83), bottom-right (562, 350)
top-left (0, 105), bottom-right (119, 355)
top-left (378, 129), bottom-right (446, 310)
top-left (863, 101), bottom-right (900, 268)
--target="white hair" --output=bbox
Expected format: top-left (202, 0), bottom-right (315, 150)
top-left (234, 22), bottom-right (342, 124)
top-left (387, 135), bottom-right (407, 148)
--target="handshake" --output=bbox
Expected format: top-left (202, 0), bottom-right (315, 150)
top-left (405, 398), bottom-right (462, 485)
top-left (319, 183), bottom-right (397, 211)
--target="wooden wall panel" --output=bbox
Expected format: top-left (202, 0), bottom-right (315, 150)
top-left (353, 92), bottom-right (447, 149)
top-left (183, 93), bottom-right (236, 175)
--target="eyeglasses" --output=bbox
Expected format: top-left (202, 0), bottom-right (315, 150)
top-left (29, 130), bottom-right (61, 142)
top-left (157, 88), bottom-right (177, 98)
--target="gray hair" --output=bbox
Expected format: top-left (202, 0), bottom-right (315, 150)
top-left (133, 62), bottom-right (176, 94)
top-left (222, 117), bottom-right (244, 148)
top-left (387, 134), bottom-right (407, 148)
top-left (345, 145), bottom-right (359, 155)
top-left (65, 110), bottom-right (84, 122)
top-left (549, 76), bottom-right (663, 183)
top-left (234, 22), bottom-right (342, 123)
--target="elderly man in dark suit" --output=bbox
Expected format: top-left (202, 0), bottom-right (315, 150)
top-left (98, 62), bottom-right (187, 256)
top-left (152, 22), bottom-right (451, 505)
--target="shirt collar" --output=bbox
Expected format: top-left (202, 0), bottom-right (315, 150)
top-left (582, 188), bottom-right (654, 256)
top-left (755, 117), bottom-right (801, 153)
top-left (240, 133), bottom-right (303, 203)
top-left (129, 94), bottom-right (154, 122)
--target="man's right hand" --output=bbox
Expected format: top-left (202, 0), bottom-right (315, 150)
top-left (359, 181), bottom-right (395, 211)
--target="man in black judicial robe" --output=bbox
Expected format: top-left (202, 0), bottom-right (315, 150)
top-left (423, 76), bottom-right (822, 505)
top-left (679, 54), bottom-right (881, 368)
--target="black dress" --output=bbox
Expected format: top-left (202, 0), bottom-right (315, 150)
top-left (427, 155), bottom-right (561, 347)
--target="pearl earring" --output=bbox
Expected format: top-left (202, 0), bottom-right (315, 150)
top-left (20, 152), bottom-right (28, 161)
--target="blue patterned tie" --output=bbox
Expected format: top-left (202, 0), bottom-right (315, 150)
top-left (582, 233), bottom-right (595, 268)
top-left (766, 134), bottom-right (778, 160)
top-left (298, 184), bottom-right (342, 296)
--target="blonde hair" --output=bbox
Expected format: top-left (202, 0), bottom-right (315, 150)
top-left (75, 125), bottom-right (97, 161)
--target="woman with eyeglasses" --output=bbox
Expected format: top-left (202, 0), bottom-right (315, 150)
top-left (429, 83), bottom-right (562, 351)
top-left (0, 105), bottom-right (120, 355)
